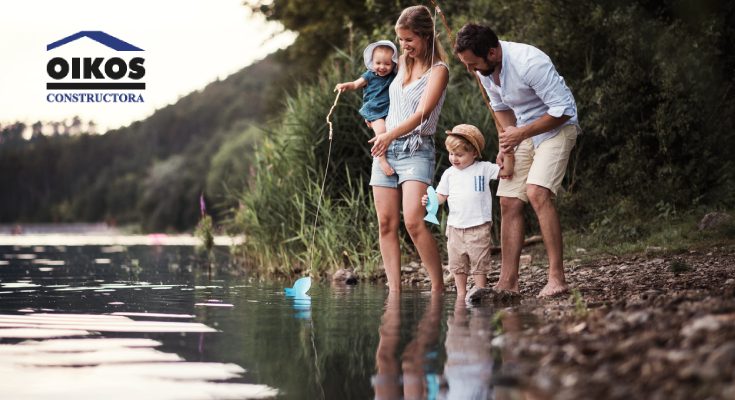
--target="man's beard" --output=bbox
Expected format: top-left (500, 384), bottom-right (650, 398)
top-left (479, 56), bottom-right (497, 77)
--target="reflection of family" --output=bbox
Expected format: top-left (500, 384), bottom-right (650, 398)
top-left (337, 5), bottom-right (579, 298)
top-left (373, 292), bottom-right (531, 399)
top-left (372, 292), bottom-right (443, 400)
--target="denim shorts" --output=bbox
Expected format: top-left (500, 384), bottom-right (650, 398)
top-left (369, 135), bottom-right (436, 188)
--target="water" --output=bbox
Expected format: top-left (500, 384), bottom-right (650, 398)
top-left (0, 244), bottom-right (536, 399)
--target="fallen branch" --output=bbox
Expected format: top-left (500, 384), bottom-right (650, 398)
top-left (490, 235), bottom-right (543, 254)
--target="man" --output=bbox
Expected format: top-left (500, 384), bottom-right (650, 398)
top-left (455, 23), bottom-right (580, 298)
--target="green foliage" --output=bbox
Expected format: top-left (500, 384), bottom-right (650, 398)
top-left (4, 0), bottom-right (735, 273)
top-left (564, 209), bottom-right (735, 258)
top-left (205, 124), bottom-right (261, 205)
top-left (0, 56), bottom-right (282, 230)
top-left (195, 214), bottom-right (215, 253)
top-left (669, 259), bottom-right (689, 274)
top-left (232, 0), bottom-right (735, 275)
top-left (491, 310), bottom-right (506, 334)
top-left (229, 56), bottom-right (397, 276)
top-left (570, 288), bottom-right (589, 318)
top-left (246, 0), bottom-right (473, 78)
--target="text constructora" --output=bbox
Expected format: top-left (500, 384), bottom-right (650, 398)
top-left (46, 92), bottom-right (144, 103)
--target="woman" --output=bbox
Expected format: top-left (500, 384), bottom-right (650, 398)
top-left (369, 5), bottom-right (449, 292)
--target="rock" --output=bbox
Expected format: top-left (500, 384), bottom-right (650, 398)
top-left (646, 247), bottom-right (666, 254)
top-left (331, 268), bottom-right (358, 285)
top-left (624, 311), bottom-right (651, 326)
top-left (465, 287), bottom-right (521, 304)
top-left (700, 343), bottom-right (735, 379)
top-left (681, 315), bottom-right (722, 337)
top-left (698, 212), bottom-right (732, 231)
top-left (520, 254), bottom-right (533, 266)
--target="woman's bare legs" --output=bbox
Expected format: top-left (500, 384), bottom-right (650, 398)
top-left (370, 119), bottom-right (395, 176)
top-left (374, 292), bottom-right (401, 399)
top-left (402, 180), bottom-right (444, 292)
top-left (374, 186), bottom-right (402, 292)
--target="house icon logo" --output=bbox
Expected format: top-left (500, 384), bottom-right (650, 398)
top-left (47, 31), bottom-right (144, 52)
top-left (45, 31), bottom-right (146, 103)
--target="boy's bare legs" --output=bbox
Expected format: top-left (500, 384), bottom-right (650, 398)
top-left (473, 273), bottom-right (487, 288)
top-left (371, 119), bottom-right (394, 176)
top-left (403, 181), bottom-right (444, 292)
top-left (454, 273), bottom-right (467, 298)
top-left (496, 196), bottom-right (524, 292)
top-left (374, 186), bottom-right (402, 292)
top-left (527, 184), bottom-right (568, 297)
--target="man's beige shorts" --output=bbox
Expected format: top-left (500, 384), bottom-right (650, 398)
top-left (497, 124), bottom-right (579, 202)
top-left (446, 222), bottom-right (493, 275)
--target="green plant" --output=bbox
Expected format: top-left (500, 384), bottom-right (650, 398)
top-left (570, 289), bottom-right (589, 318)
top-left (491, 310), bottom-right (506, 334)
top-left (669, 259), bottom-right (689, 274)
top-left (195, 214), bottom-right (214, 253)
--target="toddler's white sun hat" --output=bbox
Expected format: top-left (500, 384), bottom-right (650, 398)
top-left (363, 40), bottom-right (399, 70)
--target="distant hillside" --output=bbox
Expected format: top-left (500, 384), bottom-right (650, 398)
top-left (0, 54), bottom-right (283, 231)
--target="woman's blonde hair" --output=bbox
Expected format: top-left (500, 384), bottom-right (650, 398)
top-left (445, 135), bottom-right (476, 155)
top-left (396, 5), bottom-right (446, 81)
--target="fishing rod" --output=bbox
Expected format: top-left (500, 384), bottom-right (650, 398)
top-left (429, 0), bottom-right (504, 137)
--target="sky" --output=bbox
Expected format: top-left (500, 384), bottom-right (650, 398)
top-left (0, 0), bottom-right (296, 133)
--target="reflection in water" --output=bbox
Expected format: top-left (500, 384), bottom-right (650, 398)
top-left (445, 298), bottom-right (494, 399)
top-left (0, 243), bottom-right (551, 399)
top-left (286, 291), bottom-right (312, 320)
top-left (371, 294), bottom-right (545, 400)
top-left (373, 292), bottom-right (443, 400)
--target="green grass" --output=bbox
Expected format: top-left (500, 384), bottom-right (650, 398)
top-left (563, 209), bottom-right (735, 261)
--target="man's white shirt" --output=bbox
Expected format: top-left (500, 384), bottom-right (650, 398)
top-left (477, 40), bottom-right (578, 148)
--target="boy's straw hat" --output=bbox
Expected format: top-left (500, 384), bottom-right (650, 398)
top-left (446, 124), bottom-right (485, 156)
top-left (363, 40), bottom-right (399, 70)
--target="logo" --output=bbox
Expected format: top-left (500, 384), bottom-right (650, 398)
top-left (474, 176), bottom-right (486, 192)
top-left (45, 31), bottom-right (146, 103)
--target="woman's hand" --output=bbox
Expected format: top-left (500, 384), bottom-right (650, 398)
top-left (421, 194), bottom-right (428, 206)
top-left (369, 133), bottom-right (393, 157)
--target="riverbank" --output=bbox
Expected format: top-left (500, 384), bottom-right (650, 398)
top-left (498, 242), bottom-right (735, 399)
top-left (388, 240), bottom-right (735, 399)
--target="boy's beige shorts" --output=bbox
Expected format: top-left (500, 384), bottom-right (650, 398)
top-left (497, 124), bottom-right (579, 202)
top-left (447, 222), bottom-right (493, 275)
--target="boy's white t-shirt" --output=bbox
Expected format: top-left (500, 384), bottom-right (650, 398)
top-left (436, 161), bottom-right (501, 229)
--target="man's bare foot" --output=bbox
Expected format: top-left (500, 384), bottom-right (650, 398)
top-left (493, 282), bottom-right (519, 293)
top-left (537, 281), bottom-right (569, 298)
top-left (379, 157), bottom-right (395, 176)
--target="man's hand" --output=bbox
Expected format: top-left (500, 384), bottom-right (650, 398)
top-left (499, 126), bottom-right (525, 152)
top-left (369, 133), bottom-right (393, 157)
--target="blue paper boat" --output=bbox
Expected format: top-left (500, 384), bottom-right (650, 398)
top-left (285, 276), bottom-right (311, 296)
top-left (424, 186), bottom-right (440, 225)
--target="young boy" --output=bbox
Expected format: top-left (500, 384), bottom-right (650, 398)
top-left (335, 40), bottom-right (398, 176)
top-left (422, 124), bottom-right (500, 297)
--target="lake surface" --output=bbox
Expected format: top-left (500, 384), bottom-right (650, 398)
top-left (0, 244), bottom-right (535, 399)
